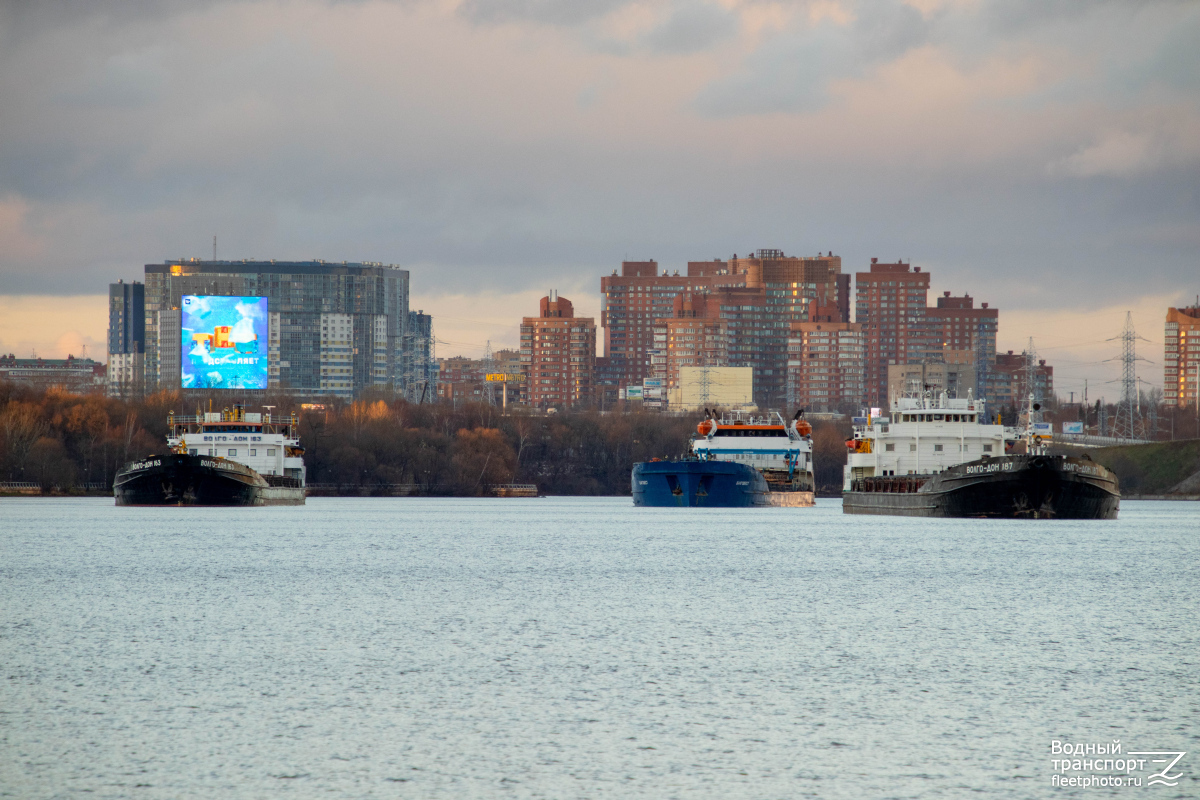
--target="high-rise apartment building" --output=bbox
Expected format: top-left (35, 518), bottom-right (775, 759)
top-left (520, 292), bottom-right (596, 409)
top-left (855, 262), bottom-right (1003, 410)
top-left (787, 321), bottom-right (865, 412)
top-left (650, 293), bottom-right (728, 394)
top-left (725, 250), bottom-right (848, 407)
top-left (926, 292), bottom-right (998, 401)
top-left (600, 250), bottom-right (849, 408)
top-left (1165, 304), bottom-right (1200, 409)
top-left (108, 280), bottom-right (145, 398)
top-left (855, 259), bottom-right (932, 408)
top-left (600, 260), bottom-right (744, 389)
top-left (142, 259), bottom-right (418, 398)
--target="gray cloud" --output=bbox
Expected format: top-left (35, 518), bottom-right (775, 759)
top-left (641, 2), bottom-right (739, 55)
top-left (456, 0), bottom-right (630, 27)
top-left (0, 0), bottom-right (1196, 335)
top-left (694, 0), bottom-right (928, 116)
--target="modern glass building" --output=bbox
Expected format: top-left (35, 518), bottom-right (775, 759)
top-left (143, 259), bottom-right (429, 398)
top-left (108, 280), bottom-right (145, 398)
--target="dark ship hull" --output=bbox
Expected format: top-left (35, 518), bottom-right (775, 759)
top-left (633, 460), bottom-right (770, 507)
top-left (114, 453), bottom-right (269, 506)
top-left (843, 454), bottom-right (1119, 519)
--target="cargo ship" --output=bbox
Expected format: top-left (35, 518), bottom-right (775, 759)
top-left (114, 405), bottom-right (306, 506)
top-left (842, 392), bottom-right (1118, 519)
top-left (632, 410), bottom-right (816, 507)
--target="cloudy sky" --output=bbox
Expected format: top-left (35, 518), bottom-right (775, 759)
top-left (1, 0), bottom-right (1197, 398)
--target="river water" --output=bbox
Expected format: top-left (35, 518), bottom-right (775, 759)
top-left (1, 497), bottom-right (1197, 798)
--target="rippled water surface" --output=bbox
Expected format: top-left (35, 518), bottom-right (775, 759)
top-left (2, 497), bottom-right (1197, 799)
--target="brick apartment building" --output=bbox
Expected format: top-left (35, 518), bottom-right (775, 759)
top-left (1165, 304), bottom-right (1200, 409)
top-left (520, 292), bottom-right (596, 409)
top-left (855, 260), bottom-right (934, 408)
top-left (787, 321), bottom-right (866, 412)
top-left (989, 350), bottom-right (1053, 410)
top-left (925, 291), bottom-right (998, 401)
top-left (650, 293), bottom-right (729, 394)
top-left (600, 260), bottom-right (744, 389)
top-left (855, 260), bottom-right (1003, 411)
top-left (600, 250), bottom-right (849, 408)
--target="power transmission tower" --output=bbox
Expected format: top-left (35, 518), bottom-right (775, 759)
top-left (1108, 311), bottom-right (1151, 441)
top-left (1023, 337), bottom-right (1040, 419)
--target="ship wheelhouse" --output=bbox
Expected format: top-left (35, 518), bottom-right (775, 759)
top-left (692, 411), bottom-right (815, 482)
top-left (167, 404), bottom-right (306, 486)
top-left (843, 393), bottom-right (1011, 491)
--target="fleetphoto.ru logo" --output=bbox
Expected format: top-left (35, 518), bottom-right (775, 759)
top-left (1050, 740), bottom-right (1187, 788)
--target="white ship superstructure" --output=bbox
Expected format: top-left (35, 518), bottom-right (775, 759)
top-left (843, 393), bottom-right (1010, 490)
top-left (693, 410), bottom-right (814, 485)
top-left (168, 405), bottom-right (306, 486)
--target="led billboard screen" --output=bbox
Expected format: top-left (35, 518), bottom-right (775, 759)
top-left (181, 295), bottom-right (268, 389)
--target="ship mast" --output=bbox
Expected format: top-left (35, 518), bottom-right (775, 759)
top-left (1023, 392), bottom-right (1046, 456)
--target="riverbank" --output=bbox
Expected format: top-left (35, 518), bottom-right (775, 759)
top-left (1052, 438), bottom-right (1200, 496)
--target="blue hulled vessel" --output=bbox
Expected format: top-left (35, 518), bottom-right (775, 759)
top-left (633, 459), bottom-right (769, 507)
top-left (632, 410), bottom-right (816, 508)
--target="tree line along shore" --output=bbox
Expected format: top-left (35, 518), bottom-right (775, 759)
top-left (1, 381), bottom-right (1196, 498)
top-left (0, 383), bottom-right (853, 496)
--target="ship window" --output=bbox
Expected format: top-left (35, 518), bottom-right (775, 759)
top-left (952, 415), bottom-right (960, 422)
top-left (983, 444), bottom-right (993, 452)
top-left (933, 444), bottom-right (943, 451)
top-left (228, 449), bottom-right (237, 456)
top-left (189, 449), bottom-right (197, 456)
top-left (934, 414), bottom-right (944, 421)
top-left (909, 444), bottom-right (916, 452)
top-left (250, 449), bottom-right (256, 456)
top-left (885, 444), bottom-right (895, 451)
top-left (268, 448), bottom-right (276, 456)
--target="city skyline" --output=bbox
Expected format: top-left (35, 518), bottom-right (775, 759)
top-left (2, 0), bottom-right (1198, 400)
top-left (0, 249), bottom-right (1184, 404)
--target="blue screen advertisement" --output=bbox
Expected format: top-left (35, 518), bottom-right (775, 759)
top-left (181, 296), bottom-right (269, 389)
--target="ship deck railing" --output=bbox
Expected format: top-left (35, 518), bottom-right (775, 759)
top-left (852, 476), bottom-right (928, 493)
